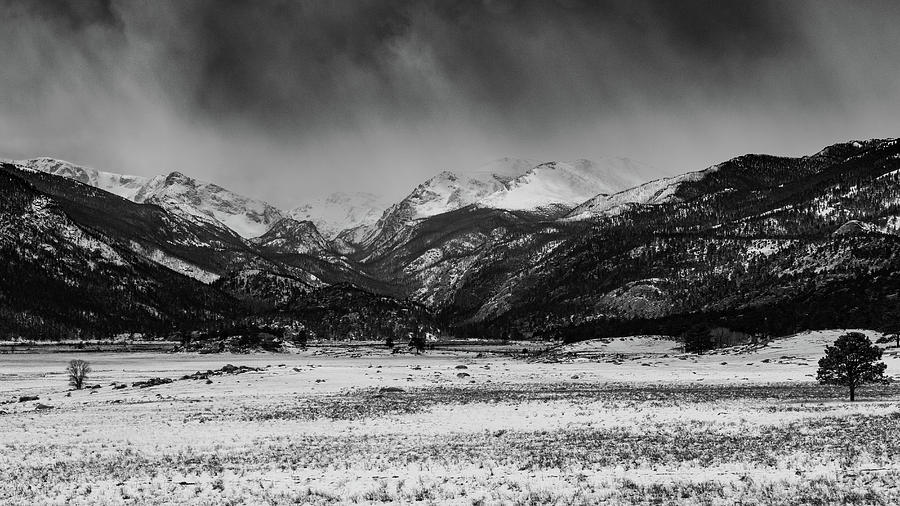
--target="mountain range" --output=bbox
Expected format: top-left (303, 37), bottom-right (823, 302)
top-left (3, 139), bottom-right (900, 342)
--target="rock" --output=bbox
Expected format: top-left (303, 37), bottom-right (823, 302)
top-left (132, 377), bottom-right (174, 389)
top-left (456, 372), bottom-right (471, 378)
top-left (571, 375), bottom-right (580, 379)
top-left (205, 379), bottom-right (213, 385)
top-left (34, 403), bottom-right (53, 410)
top-left (455, 365), bottom-right (468, 369)
top-left (114, 384), bottom-right (127, 390)
top-left (18, 395), bottom-right (39, 403)
top-left (379, 387), bottom-right (404, 393)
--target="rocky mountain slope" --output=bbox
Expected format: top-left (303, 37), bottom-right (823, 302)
top-left (447, 139), bottom-right (900, 339)
top-left (0, 165), bottom-right (242, 339)
top-left (5, 139), bottom-right (900, 342)
top-left (357, 157), bottom-right (659, 254)
top-left (13, 158), bottom-right (285, 238)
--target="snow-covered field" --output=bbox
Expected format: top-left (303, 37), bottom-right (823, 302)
top-left (3, 330), bottom-right (900, 504)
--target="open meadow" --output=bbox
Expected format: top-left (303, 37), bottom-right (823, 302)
top-left (3, 330), bottom-right (900, 505)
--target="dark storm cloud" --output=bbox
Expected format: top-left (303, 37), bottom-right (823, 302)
top-left (2, 1), bottom-right (900, 205)
top-left (113, 0), bottom-right (817, 135)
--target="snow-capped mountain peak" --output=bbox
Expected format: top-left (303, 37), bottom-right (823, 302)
top-left (356, 156), bottom-right (661, 249)
top-left (476, 156), bottom-right (659, 214)
top-left (289, 191), bottom-right (388, 240)
top-left (14, 157), bottom-right (155, 201)
top-left (13, 158), bottom-right (285, 238)
top-left (385, 156), bottom-right (660, 223)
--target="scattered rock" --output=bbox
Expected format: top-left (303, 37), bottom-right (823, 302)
top-left (456, 372), bottom-right (471, 378)
top-left (132, 377), bottom-right (174, 389)
top-left (114, 384), bottom-right (127, 390)
top-left (379, 387), bottom-right (404, 393)
top-left (18, 395), bottom-right (39, 403)
top-left (455, 365), bottom-right (468, 369)
top-left (34, 403), bottom-right (53, 410)
top-left (184, 364), bottom-right (262, 381)
top-left (571, 375), bottom-right (580, 379)
top-left (205, 379), bottom-right (213, 385)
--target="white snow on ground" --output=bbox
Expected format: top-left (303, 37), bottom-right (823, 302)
top-left (546, 329), bottom-right (900, 383)
top-left (2, 329), bottom-right (900, 504)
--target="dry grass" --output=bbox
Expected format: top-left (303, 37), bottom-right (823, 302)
top-left (2, 352), bottom-right (900, 504)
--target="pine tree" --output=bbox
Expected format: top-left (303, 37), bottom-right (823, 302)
top-left (817, 332), bottom-right (888, 401)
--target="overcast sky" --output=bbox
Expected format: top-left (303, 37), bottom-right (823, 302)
top-left (2, 0), bottom-right (900, 207)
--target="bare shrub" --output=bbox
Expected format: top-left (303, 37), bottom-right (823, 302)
top-left (67, 359), bottom-right (91, 390)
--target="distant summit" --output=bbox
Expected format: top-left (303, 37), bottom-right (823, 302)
top-left (13, 158), bottom-right (284, 238)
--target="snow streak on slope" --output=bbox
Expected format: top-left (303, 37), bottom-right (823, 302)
top-left (15, 158), bottom-right (284, 238)
top-left (289, 192), bottom-right (388, 239)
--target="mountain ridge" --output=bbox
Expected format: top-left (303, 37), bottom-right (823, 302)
top-left (5, 138), bottom-right (900, 342)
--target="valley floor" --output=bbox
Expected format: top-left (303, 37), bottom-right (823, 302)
top-left (2, 330), bottom-right (900, 505)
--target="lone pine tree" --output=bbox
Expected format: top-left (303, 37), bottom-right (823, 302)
top-left (817, 332), bottom-right (888, 401)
